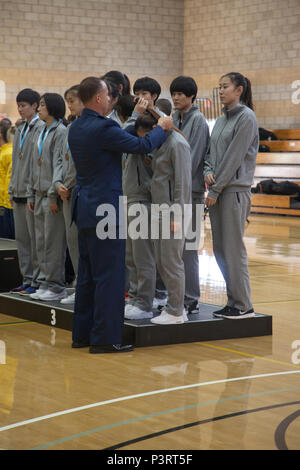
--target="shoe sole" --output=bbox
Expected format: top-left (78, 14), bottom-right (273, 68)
top-left (223, 313), bottom-right (255, 320)
top-left (150, 318), bottom-right (184, 325)
top-left (125, 313), bottom-right (153, 320)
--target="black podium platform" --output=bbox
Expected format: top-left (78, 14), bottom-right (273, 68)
top-left (0, 238), bottom-right (22, 292)
top-left (0, 291), bottom-right (272, 347)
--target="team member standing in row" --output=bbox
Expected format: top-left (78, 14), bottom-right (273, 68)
top-left (204, 72), bottom-right (259, 320)
top-left (55, 85), bottom-right (84, 305)
top-left (28, 93), bottom-right (67, 302)
top-left (9, 89), bottom-right (44, 294)
top-left (170, 76), bottom-right (210, 314)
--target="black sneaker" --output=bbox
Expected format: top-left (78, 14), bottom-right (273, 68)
top-left (185, 300), bottom-right (200, 314)
top-left (213, 305), bottom-right (231, 318)
top-left (222, 307), bottom-right (255, 320)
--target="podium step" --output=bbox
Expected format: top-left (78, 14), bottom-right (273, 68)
top-left (0, 292), bottom-right (272, 347)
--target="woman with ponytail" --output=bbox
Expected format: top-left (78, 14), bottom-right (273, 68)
top-left (204, 72), bottom-right (259, 320)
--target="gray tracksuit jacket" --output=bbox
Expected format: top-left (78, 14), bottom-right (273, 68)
top-left (172, 104), bottom-right (209, 198)
top-left (27, 120), bottom-right (66, 203)
top-left (151, 130), bottom-right (192, 209)
top-left (122, 152), bottom-right (153, 204)
top-left (121, 106), bottom-right (166, 204)
top-left (53, 124), bottom-right (76, 191)
top-left (203, 103), bottom-right (259, 200)
top-left (9, 116), bottom-right (45, 199)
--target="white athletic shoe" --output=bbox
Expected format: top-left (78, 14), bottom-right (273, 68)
top-left (60, 292), bottom-right (75, 304)
top-left (38, 289), bottom-right (67, 302)
top-left (150, 309), bottom-right (184, 325)
top-left (125, 305), bottom-right (153, 320)
top-left (30, 287), bottom-right (47, 300)
top-left (183, 308), bottom-right (189, 322)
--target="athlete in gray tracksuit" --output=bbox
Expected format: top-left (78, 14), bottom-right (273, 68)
top-left (204, 102), bottom-right (259, 314)
top-left (150, 130), bottom-right (192, 319)
top-left (9, 116), bottom-right (44, 290)
top-left (54, 124), bottom-right (79, 281)
top-left (27, 120), bottom-right (67, 294)
top-left (173, 105), bottom-right (209, 311)
top-left (122, 150), bottom-right (156, 314)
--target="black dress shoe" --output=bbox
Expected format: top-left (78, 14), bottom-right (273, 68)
top-left (72, 341), bottom-right (90, 348)
top-left (89, 344), bottom-right (134, 354)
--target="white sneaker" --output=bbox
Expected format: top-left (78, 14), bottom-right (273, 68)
top-left (183, 308), bottom-right (189, 322)
top-left (60, 292), bottom-right (75, 304)
top-left (125, 305), bottom-right (153, 320)
top-left (38, 289), bottom-right (67, 302)
top-left (150, 309), bottom-right (184, 325)
top-left (152, 297), bottom-right (168, 309)
top-left (124, 303), bottom-right (134, 315)
top-left (30, 287), bottom-right (47, 300)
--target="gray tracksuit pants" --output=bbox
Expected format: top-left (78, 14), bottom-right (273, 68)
top-left (34, 193), bottom-right (66, 293)
top-left (182, 196), bottom-right (204, 306)
top-left (126, 203), bottom-right (156, 312)
top-left (13, 201), bottom-right (41, 287)
top-left (208, 190), bottom-right (253, 311)
top-left (153, 217), bottom-right (185, 317)
top-left (62, 189), bottom-right (79, 278)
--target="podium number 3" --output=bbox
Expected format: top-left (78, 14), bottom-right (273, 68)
top-left (50, 309), bottom-right (56, 326)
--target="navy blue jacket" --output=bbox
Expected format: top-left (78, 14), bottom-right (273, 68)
top-left (69, 108), bottom-right (166, 229)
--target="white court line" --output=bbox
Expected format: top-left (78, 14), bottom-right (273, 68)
top-left (0, 370), bottom-right (299, 433)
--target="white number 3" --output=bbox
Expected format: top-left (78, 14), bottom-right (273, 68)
top-left (50, 309), bottom-right (56, 326)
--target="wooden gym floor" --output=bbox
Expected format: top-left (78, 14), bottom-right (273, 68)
top-left (0, 214), bottom-right (299, 450)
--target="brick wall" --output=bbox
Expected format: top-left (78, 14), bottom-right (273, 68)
top-left (1, 0), bottom-right (299, 129)
top-left (184, 0), bottom-right (300, 129)
top-left (0, 0), bottom-right (184, 121)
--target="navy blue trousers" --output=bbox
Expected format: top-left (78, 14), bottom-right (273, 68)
top-left (72, 227), bottom-right (125, 346)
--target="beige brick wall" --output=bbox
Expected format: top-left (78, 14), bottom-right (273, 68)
top-left (0, 0), bottom-right (184, 121)
top-left (1, 0), bottom-right (300, 129)
top-left (184, 0), bottom-right (300, 129)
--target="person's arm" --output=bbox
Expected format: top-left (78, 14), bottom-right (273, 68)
top-left (48, 127), bottom-right (66, 211)
top-left (100, 116), bottom-right (172, 155)
top-left (170, 140), bottom-right (192, 231)
top-left (207, 114), bottom-right (257, 200)
top-left (189, 115), bottom-right (210, 180)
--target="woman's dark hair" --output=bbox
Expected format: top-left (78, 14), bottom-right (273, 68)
top-left (115, 95), bottom-right (135, 121)
top-left (16, 88), bottom-right (40, 106)
top-left (40, 93), bottom-right (66, 120)
top-left (104, 79), bottom-right (120, 101)
top-left (78, 76), bottom-right (104, 104)
top-left (133, 77), bottom-right (161, 103)
top-left (102, 70), bottom-right (131, 95)
top-left (221, 72), bottom-right (254, 110)
top-left (0, 119), bottom-right (11, 143)
top-left (135, 112), bottom-right (158, 133)
top-left (64, 84), bottom-right (80, 100)
top-left (169, 76), bottom-right (198, 102)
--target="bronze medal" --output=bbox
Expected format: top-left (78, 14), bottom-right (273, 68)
top-left (65, 152), bottom-right (69, 161)
top-left (18, 151), bottom-right (23, 159)
top-left (38, 157), bottom-right (42, 166)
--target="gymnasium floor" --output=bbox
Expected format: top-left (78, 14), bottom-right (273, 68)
top-left (0, 214), bottom-right (299, 450)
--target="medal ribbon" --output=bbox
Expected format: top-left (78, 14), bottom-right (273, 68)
top-left (37, 120), bottom-right (57, 157)
top-left (19, 114), bottom-right (39, 150)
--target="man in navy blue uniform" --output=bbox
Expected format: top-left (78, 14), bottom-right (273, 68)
top-left (68, 76), bottom-right (172, 353)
